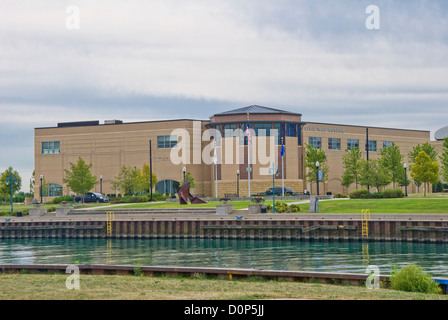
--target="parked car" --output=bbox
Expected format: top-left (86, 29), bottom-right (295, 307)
top-left (75, 192), bottom-right (109, 203)
top-left (265, 187), bottom-right (294, 196)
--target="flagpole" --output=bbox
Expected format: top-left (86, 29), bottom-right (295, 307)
top-left (214, 140), bottom-right (218, 198)
top-left (281, 137), bottom-right (284, 197)
top-left (247, 112), bottom-right (251, 198)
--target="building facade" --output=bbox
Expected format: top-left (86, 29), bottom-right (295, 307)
top-left (34, 105), bottom-right (433, 200)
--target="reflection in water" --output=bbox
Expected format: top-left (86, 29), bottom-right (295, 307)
top-left (0, 238), bottom-right (447, 276)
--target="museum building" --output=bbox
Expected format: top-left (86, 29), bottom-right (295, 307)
top-left (34, 105), bottom-right (433, 200)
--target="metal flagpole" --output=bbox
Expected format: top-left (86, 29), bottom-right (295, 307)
top-left (214, 140), bottom-right (218, 198)
top-left (281, 137), bottom-right (284, 197)
top-left (246, 113), bottom-right (251, 197)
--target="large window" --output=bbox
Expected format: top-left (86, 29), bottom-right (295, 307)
top-left (42, 141), bottom-right (60, 154)
top-left (286, 124), bottom-right (296, 137)
top-left (253, 123), bottom-right (272, 136)
top-left (43, 183), bottom-right (63, 197)
top-left (273, 123), bottom-right (284, 145)
top-left (309, 137), bottom-right (322, 149)
top-left (328, 138), bottom-right (341, 151)
top-left (157, 135), bottom-right (178, 149)
top-left (347, 139), bottom-right (359, 150)
top-left (383, 141), bottom-right (393, 149)
top-left (366, 140), bottom-right (377, 152)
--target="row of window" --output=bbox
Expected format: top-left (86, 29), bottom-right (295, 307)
top-left (309, 137), bottom-right (393, 152)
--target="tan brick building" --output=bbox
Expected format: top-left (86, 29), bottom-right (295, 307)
top-left (34, 105), bottom-right (433, 200)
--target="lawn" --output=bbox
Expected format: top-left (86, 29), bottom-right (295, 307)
top-left (299, 198), bottom-right (448, 213)
top-left (0, 273), bottom-right (446, 300)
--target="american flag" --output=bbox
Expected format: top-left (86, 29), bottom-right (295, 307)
top-left (246, 123), bottom-right (251, 145)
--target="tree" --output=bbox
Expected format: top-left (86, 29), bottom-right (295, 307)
top-left (440, 138), bottom-right (448, 183)
top-left (410, 151), bottom-right (439, 197)
top-left (341, 147), bottom-right (362, 190)
top-left (408, 143), bottom-right (438, 193)
top-left (358, 159), bottom-right (391, 192)
top-left (185, 172), bottom-right (196, 189)
top-left (0, 167), bottom-right (22, 199)
top-left (139, 163), bottom-right (157, 194)
top-left (408, 142), bottom-right (437, 163)
top-left (304, 144), bottom-right (329, 193)
top-left (112, 165), bottom-right (141, 195)
top-left (380, 143), bottom-right (404, 188)
top-left (63, 158), bottom-right (98, 202)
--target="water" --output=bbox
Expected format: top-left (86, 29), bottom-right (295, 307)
top-left (0, 238), bottom-right (448, 276)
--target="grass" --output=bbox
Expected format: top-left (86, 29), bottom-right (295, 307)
top-left (299, 198), bottom-right (448, 213)
top-left (0, 273), bottom-right (446, 300)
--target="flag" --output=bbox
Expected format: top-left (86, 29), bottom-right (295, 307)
top-left (281, 144), bottom-right (285, 157)
top-left (246, 123), bottom-right (251, 145)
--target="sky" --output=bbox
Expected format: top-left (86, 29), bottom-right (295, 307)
top-left (0, 0), bottom-right (447, 191)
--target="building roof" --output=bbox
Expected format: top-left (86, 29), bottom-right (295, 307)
top-left (435, 126), bottom-right (448, 141)
top-left (213, 105), bottom-right (302, 117)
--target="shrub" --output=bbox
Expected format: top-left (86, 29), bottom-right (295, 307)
top-left (390, 264), bottom-right (442, 294)
top-left (349, 189), bottom-right (370, 199)
top-left (130, 195), bottom-right (148, 203)
top-left (334, 193), bottom-right (348, 198)
top-left (383, 188), bottom-right (404, 199)
top-left (52, 196), bottom-right (75, 204)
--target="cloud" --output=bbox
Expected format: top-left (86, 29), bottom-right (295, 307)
top-left (0, 0), bottom-right (447, 190)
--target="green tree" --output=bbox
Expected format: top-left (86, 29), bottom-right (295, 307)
top-left (112, 165), bottom-right (141, 195)
top-left (304, 144), bottom-right (329, 194)
top-left (185, 172), bottom-right (196, 189)
top-left (410, 151), bottom-right (439, 197)
top-left (358, 159), bottom-right (391, 192)
top-left (0, 167), bottom-right (22, 198)
top-left (341, 147), bottom-right (362, 190)
top-left (380, 143), bottom-right (404, 188)
top-left (408, 143), bottom-right (438, 193)
top-left (63, 158), bottom-right (98, 202)
top-left (139, 163), bottom-right (157, 194)
top-left (440, 138), bottom-right (448, 183)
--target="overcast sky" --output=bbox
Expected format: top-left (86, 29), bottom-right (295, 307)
top-left (1, 0), bottom-right (447, 191)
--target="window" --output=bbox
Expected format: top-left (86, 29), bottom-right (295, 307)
top-left (157, 135), bottom-right (178, 149)
top-left (223, 124), bottom-right (238, 138)
top-left (309, 137), bottom-right (322, 149)
top-left (42, 141), bottom-right (60, 154)
top-left (328, 138), bottom-right (341, 151)
top-left (42, 183), bottom-right (63, 197)
top-left (347, 139), bottom-right (359, 150)
top-left (253, 123), bottom-right (272, 136)
top-left (286, 124), bottom-right (296, 137)
top-left (366, 140), bottom-right (377, 152)
top-left (383, 141), bottom-right (393, 149)
top-left (273, 123), bottom-right (284, 145)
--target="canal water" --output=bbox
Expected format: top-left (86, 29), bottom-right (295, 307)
top-left (0, 238), bottom-right (447, 276)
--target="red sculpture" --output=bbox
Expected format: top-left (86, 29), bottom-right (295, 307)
top-left (177, 181), bottom-right (206, 205)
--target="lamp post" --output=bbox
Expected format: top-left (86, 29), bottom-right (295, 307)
top-left (182, 167), bottom-right (186, 182)
top-left (40, 174), bottom-right (43, 204)
top-left (404, 163), bottom-right (408, 197)
top-left (316, 161), bottom-right (320, 196)
top-left (100, 175), bottom-right (103, 194)
top-left (236, 169), bottom-right (240, 198)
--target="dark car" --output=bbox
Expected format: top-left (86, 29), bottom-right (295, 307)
top-left (265, 187), bottom-right (293, 196)
top-left (75, 192), bottom-right (109, 203)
